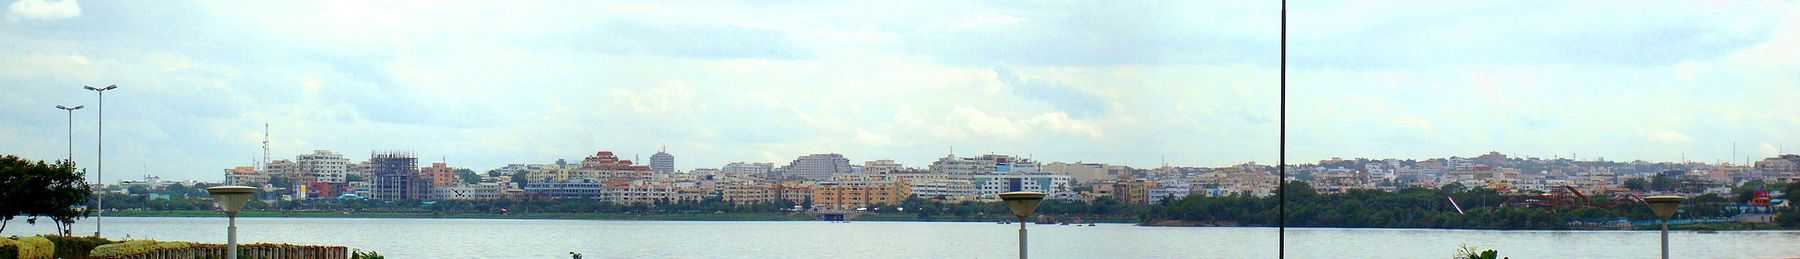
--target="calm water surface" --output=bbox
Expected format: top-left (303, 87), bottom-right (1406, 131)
top-left (8, 217), bottom-right (1800, 258)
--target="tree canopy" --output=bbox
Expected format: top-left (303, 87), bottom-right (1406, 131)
top-left (0, 155), bottom-right (92, 235)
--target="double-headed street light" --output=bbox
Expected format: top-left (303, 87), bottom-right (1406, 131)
top-left (54, 105), bottom-right (83, 164)
top-left (83, 84), bottom-right (117, 237)
top-left (1645, 195), bottom-right (1684, 259)
top-left (208, 186), bottom-right (257, 259)
top-left (1000, 191), bottom-right (1045, 259)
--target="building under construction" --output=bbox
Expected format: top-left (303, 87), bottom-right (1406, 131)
top-left (370, 151), bottom-right (426, 200)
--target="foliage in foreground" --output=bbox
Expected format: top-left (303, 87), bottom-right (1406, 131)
top-left (42, 235), bottom-right (115, 258)
top-left (1, 236), bottom-right (57, 259)
top-left (89, 240), bottom-right (192, 257)
top-left (353, 250), bottom-right (386, 259)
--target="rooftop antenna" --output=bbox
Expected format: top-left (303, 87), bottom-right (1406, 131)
top-left (261, 123), bottom-right (269, 172)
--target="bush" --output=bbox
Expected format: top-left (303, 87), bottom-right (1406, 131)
top-left (1, 236), bottom-right (56, 259)
top-left (0, 238), bottom-right (17, 259)
top-left (42, 235), bottom-right (114, 258)
top-left (353, 250), bottom-right (386, 259)
top-left (89, 240), bottom-right (189, 257)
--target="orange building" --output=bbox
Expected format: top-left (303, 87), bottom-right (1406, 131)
top-left (811, 180), bottom-right (912, 209)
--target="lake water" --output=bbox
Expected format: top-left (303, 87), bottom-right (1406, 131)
top-left (7, 217), bottom-right (1800, 258)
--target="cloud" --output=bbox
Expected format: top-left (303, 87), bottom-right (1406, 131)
top-left (994, 67), bottom-right (1107, 118)
top-left (1026, 112), bottom-right (1103, 139)
top-left (6, 0), bottom-right (79, 21)
top-left (1646, 130), bottom-right (1695, 145)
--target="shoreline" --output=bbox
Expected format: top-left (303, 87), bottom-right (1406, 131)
top-left (95, 210), bottom-right (1786, 232)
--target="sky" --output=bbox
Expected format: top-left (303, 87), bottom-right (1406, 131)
top-left (1, 1), bottom-right (1796, 182)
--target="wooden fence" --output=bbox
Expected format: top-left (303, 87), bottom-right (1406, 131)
top-left (88, 244), bottom-right (348, 259)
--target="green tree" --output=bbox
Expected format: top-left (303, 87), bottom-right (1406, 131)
top-left (456, 169), bottom-right (481, 185)
top-left (1623, 178), bottom-right (1648, 192)
top-left (0, 155), bottom-right (92, 235)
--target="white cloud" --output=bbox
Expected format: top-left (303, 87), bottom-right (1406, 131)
top-left (1026, 112), bottom-right (1103, 139)
top-left (6, 0), bottom-right (78, 21)
top-left (1646, 130), bottom-right (1695, 145)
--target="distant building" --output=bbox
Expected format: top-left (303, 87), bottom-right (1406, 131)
top-left (971, 174), bottom-right (1073, 199)
top-left (863, 160), bottom-right (904, 175)
top-left (224, 166), bottom-right (267, 185)
top-left (1044, 162), bottom-right (1110, 184)
top-left (296, 150), bottom-right (350, 184)
top-left (780, 154), bottom-right (852, 180)
top-left (929, 154), bottom-right (1041, 175)
top-left (650, 150), bottom-right (675, 174)
top-left (722, 183), bottom-right (776, 205)
top-left (434, 182), bottom-right (505, 201)
top-left (812, 179), bottom-right (912, 209)
top-left (262, 159), bottom-right (300, 181)
top-left (421, 162), bottom-right (458, 188)
top-left (722, 162), bottom-right (774, 176)
top-left (524, 179), bottom-right (604, 200)
top-left (370, 152), bottom-right (426, 200)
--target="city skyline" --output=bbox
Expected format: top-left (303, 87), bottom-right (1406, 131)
top-left (3, 1), bottom-right (1799, 182)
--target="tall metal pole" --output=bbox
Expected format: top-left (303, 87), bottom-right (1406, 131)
top-left (1661, 219), bottom-right (1669, 259)
top-left (57, 105), bottom-right (82, 163)
top-left (1018, 216), bottom-right (1028, 259)
top-left (228, 212), bottom-right (239, 259)
top-left (85, 84), bottom-right (116, 237)
top-left (96, 88), bottom-right (104, 237)
top-left (1278, 1), bottom-right (1288, 258)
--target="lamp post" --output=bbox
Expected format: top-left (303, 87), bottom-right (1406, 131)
top-left (1645, 195), bottom-right (1684, 259)
top-left (54, 105), bottom-right (83, 164)
top-left (83, 84), bottom-right (116, 237)
top-left (999, 191), bottom-right (1045, 259)
top-left (208, 186), bottom-right (257, 259)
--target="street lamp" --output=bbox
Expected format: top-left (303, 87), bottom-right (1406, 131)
top-left (83, 84), bottom-right (116, 237)
top-left (999, 191), bottom-right (1045, 259)
top-left (54, 105), bottom-right (83, 164)
top-left (1645, 195), bottom-right (1684, 259)
top-left (208, 186), bottom-right (256, 259)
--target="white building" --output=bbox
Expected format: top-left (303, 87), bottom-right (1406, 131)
top-left (434, 182), bottom-right (505, 200)
top-left (1148, 185), bottom-right (1192, 204)
top-left (929, 154), bottom-right (1042, 175)
top-left (970, 174), bottom-right (1073, 200)
top-left (296, 150), bottom-right (351, 183)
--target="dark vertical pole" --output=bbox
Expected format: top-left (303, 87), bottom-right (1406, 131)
top-left (1278, 1), bottom-right (1288, 258)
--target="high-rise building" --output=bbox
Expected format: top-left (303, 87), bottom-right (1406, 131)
top-left (370, 152), bottom-right (425, 200)
top-left (650, 149), bottom-right (675, 174)
top-left (422, 162), bottom-right (458, 188)
top-left (262, 159), bottom-right (300, 182)
top-left (296, 150), bottom-right (350, 184)
top-left (780, 154), bottom-right (851, 180)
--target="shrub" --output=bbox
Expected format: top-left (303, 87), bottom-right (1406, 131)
top-left (89, 240), bottom-right (187, 257)
top-left (1, 238), bottom-right (18, 259)
top-left (1, 236), bottom-right (56, 259)
top-left (353, 250), bottom-right (386, 259)
top-left (42, 235), bottom-right (114, 258)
